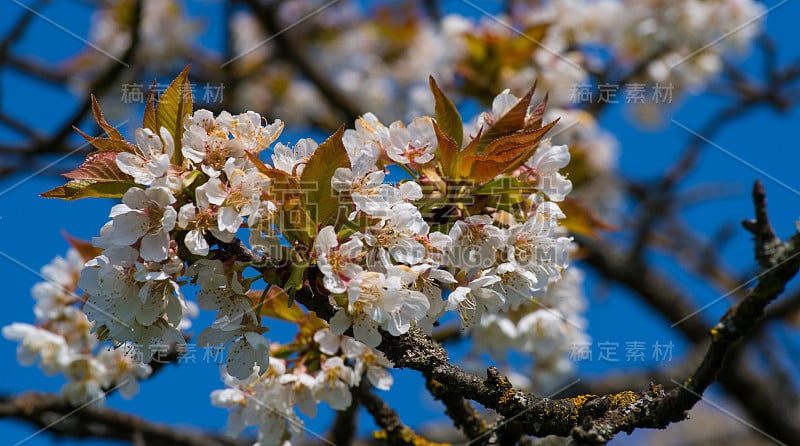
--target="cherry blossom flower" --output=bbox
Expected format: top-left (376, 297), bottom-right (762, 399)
top-left (108, 187), bottom-right (177, 261)
top-left (314, 226), bottom-right (364, 294)
top-left (447, 274), bottom-right (505, 327)
top-left (527, 142), bottom-right (572, 202)
top-left (271, 138), bottom-right (318, 176)
top-left (116, 127), bottom-right (174, 186)
top-left (447, 215), bottom-right (505, 271)
top-left (31, 248), bottom-right (83, 320)
top-left (313, 328), bottom-right (394, 390)
top-left (331, 153), bottom-right (391, 219)
top-left (315, 356), bottom-right (356, 410)
top-left (330, 270), bottom-right (430, 347)
top-left (385, 117), bottom-right (438, 165)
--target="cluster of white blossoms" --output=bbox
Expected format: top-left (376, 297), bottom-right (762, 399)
top-left (4, 0), bottom-right (770, 442)
top-left (228, 5), bottom-right (468, 124)
top-left (11, 56), bottom-right (586, 444)
top-left (2, 249), bottom-right (197, 405)
top-left (211, 328), bottom-right (392, 446)
top-left (215, 0), bottom-right (760, 225)
top-left (507, 0), bottom-right (765, 116)
top-left (83, 108), bottom-right (284, 377)
top-left (308, 93), bottom-right (575, 351)
top-left (469, 267), bottom-right (589, 393)
top-left (221, 0), bottom-right (764, 123)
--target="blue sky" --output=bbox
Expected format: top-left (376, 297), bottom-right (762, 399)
top-left (2, 1), bottom-right (799, 445)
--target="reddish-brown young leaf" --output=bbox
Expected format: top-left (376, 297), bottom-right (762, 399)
top-left (73, 127), bottom-right (137, 153)
top-left (429, 76), bottom-right (464, 149)
top-left (63, 232), bottom-right (102, 262)
top-left (62, 151), bottom-right (134, 182)
top-left (460, 119), bottom-right (558, 182)
top-left (466, 81), bottom-right (538, 156)
top-left (90, 95), bottom-right (124, 141)
top-left (41, 179), bottom-right (138, 200)
top-left (433, 122), bottom-right (460, 179)
top-left (527, 92), bottom-right (549, 129)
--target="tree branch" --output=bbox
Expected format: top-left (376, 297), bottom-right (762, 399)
top-left (358, 382), bottom-right (444, 446)
top-left (234, 181), bottom-right (800, 443)
top-left (426, 377), bottom-right (489, 441)
top-left (0, 392), bottom-right (250, 446)
top-left (571, 180), bottom-right (800, 444)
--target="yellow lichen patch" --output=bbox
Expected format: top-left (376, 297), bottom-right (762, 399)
top-left (497, 388), bottom-right (519, 408)
top-left (373, 428), bottom-right (453, 446)
top-left (401, 427), bottom-right (452, 446)
top-left (427, 379), bottom-right (446, 395)
top-left (650, 383), bottom-right (663, 395)
top-left (567, 394), bottom-right (598, 421)
top-left (571, 393), bottom-right (597, 410)
top-left (492, 374), bottom-right (512, 389)
top-left (608, 391), bottom-right (637, 408)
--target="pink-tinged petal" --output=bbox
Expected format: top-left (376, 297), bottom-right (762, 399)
top-left (323, 273), bottom-right (347, 295)
top-left (116, 153), bottom-right (151, 184)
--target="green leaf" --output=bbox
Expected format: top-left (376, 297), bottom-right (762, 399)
top-left (429, 76), bottom-right (463, 149)
top-left (62, 151), bottom-right (134, 182)
top-left (301, 126), bottom-right (351, 226)
top-left (474, 177), bottom-right (527, 195)
top-left (156, 65), bottom-right (192, 165)
top-left (181, 169), bottom-right (204, 191)
top-left (41, 180), bottom-right (138, 200)
top-left (247, 153), bottom-right (315, 245)
top-left (248, 286), bottom-right (306, 323)
top-left (143, 79), bottom-right (158, 133)
top-left (283, 262), bottom-right (308, 306)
